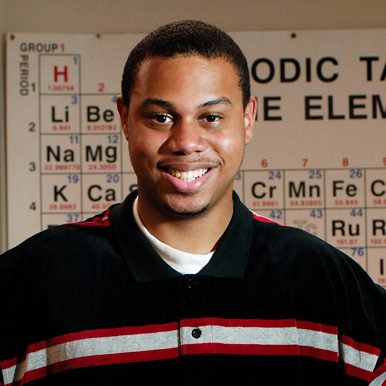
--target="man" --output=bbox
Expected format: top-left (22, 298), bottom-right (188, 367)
top-left (1, 20), bottom-right (385, 386)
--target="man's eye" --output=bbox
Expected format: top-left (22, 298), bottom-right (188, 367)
top-left (204, 114), bottom-right (220, 123)
top-left (154, 114), bottom-right (173, 124)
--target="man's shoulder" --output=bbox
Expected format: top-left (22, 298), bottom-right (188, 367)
top-left (250, 214), bottom-right (359, 272)
top-left (250, 212), bottom-right (322, 246)
top-left (1, 208), bottom-right (117, 266)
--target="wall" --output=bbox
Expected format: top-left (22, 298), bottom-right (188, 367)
top-left (1, 0), bottom-right (386, 252)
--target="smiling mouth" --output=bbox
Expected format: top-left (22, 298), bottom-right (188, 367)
top-left (164, 168), bottom-right (209, 183)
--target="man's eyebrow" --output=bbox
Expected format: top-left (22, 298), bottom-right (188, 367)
top-left (199, 97), bottom-right (232, 108)
top-left (140, 97), bottom-right (232, 110)
top-left (141, 98), bottom-right (174, 109)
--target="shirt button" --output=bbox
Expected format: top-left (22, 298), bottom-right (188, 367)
top-left (191, 328), bottom-right (202, 339)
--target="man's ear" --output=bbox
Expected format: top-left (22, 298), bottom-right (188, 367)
top-left (244, 96), bottom-right (257, 145)
top-left (117, 95), bottom-right (129, 138)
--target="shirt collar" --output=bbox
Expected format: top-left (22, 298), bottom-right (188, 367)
top-left (109, 190), bottom-right (253, 281)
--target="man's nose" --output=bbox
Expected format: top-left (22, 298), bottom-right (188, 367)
top-left (163, 119), bottom-right (208, 155)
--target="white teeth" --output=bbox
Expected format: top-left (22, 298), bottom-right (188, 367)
top-left (169, 168), bottom-right (208, 182)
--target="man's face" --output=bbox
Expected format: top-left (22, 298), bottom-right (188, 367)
top-left (118, 55), bottom-right (255, 219)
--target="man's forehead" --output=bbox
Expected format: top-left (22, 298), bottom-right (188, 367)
top-left (130, 55), bottom-right (243, 108)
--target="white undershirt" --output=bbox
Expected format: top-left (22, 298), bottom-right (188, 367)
top-left (133, 197), bottom-right (214, 274)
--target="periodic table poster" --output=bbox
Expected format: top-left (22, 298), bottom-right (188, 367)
top-left (5, 30), bottom-right (386, 287)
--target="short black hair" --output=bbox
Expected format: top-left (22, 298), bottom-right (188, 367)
top-left (121, 20), bottom-right (251, 108)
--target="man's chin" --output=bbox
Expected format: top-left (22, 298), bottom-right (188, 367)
top-left (164, 203), bottom-right (209, 218)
